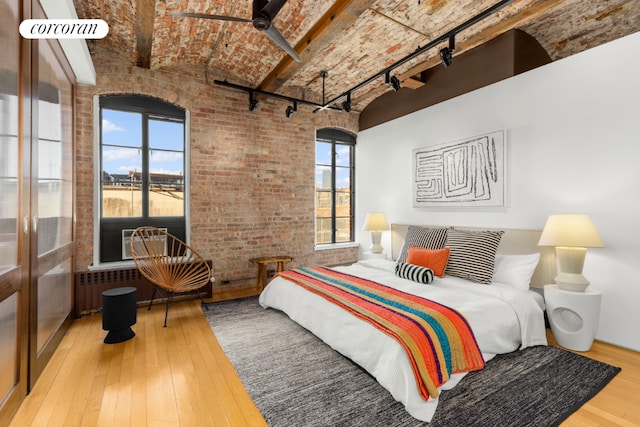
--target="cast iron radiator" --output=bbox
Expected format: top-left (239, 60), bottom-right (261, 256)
top-left (74, 261), bottom-right (213, 317)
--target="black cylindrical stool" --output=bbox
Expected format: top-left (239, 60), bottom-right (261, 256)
top-left (102, 286), bottom-right (137, 344)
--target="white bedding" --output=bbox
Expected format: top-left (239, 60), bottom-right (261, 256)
top-left (258, 259), bottom-right (548, 422)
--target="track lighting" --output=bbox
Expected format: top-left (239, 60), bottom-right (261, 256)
top-left (390, 75), bottom-right (401, 91)
top-left (440, 47), bottom-right (453, 67)
top-left (385, 72), bottom-right (401, 92)
top-left (248, 91), bottom-right (259, 111)
top-left (216, 1), bottom-right (514, 115)
top-left (342, 93), bottom-right (351, 112)
top-left (440, 34), bottom-right (455, 67)
top-left (285, 101), bottom-right (297, 118)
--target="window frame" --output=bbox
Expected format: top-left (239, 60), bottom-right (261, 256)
top-left (93, 95), bottom-right (190, 266)
top-left (315, 128), bottom-right (356, 247)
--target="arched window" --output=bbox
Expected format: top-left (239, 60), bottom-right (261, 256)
top-left (315, 128), bottom-right (356, 245)
top-left (98, 95), bottom-right (187, 263)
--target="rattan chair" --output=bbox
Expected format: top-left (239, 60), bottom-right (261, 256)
top-left (130, 226), bottom-right (211, 327)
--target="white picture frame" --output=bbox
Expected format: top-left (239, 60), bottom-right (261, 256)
top-left (412, 130), bottom-right (506, 207)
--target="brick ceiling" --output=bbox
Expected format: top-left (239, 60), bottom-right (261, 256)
top-left (74, 0), bottom-right (640, 112)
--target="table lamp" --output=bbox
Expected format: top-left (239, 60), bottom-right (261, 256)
top-left (538, 214), bottom-right (605, 292)
top-left (362, 213), bottom-right (390, 254)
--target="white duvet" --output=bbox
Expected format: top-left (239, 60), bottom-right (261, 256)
top-left (258, 259), bottom-right (547, 422)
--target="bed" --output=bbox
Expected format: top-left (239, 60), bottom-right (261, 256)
top-left (259, 225), bottom-right (554, 422)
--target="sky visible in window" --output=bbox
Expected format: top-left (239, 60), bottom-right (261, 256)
top-left (102, 109), bottom-right (184, 176)
top-left (315, 141), bottom-right (351, 189)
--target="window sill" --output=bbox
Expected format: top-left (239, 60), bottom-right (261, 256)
top-left (88, 260), bottom-right (136, 271)
top-left (314, 242), bottom-right (359, 251)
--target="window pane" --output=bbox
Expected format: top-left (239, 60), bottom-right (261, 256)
top-left (335, 190), bottom-right (351, 217)
top-left (335, 217), bottom-right (352, 243)
top-left (149, 150), bottom-right (184, 217)
top-left (335, 144), bottom-right (351, 167)
top-left (101, 146), bottom-right (142, 217)
top-left (315, 141), bottom-right (332, 165)
top-left (315, 218), bottom-right (333, 245)
top-left (315, 190), bottom-right (333, 218)
top-left (336, 166), bottom-right (351, 189)
top-left (149, 119), bottom-right (184, 217)
top-left (101, 109), bottom-right (142, 218)
top-left (315, 166), bottom-right (332, 190)
top-left (102, 109), bottom-right (142, 148)
top-left (149, 119), bottom-right (183, 150)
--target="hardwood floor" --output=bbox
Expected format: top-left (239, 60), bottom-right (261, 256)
top-left (9, 295), bottom-right (640, 427)
top-left (9, 298), bottom-right (266, 427)
top-left (546, 331), bottom-right (640, 426)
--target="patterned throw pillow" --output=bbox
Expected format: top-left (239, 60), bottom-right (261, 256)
top-left (444, 228), bottom-right (504, 284)
top-left (397, 226), bottom-right (449, 263)
top-left (406, 246), bottom-right (450, 277)
top-left (395, 262), bottom-right (434, 284)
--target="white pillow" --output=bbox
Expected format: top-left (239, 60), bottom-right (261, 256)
top-left (357, 258), bottom-right (397, 272)
top-left (492, 253), bottom-right (540, 291)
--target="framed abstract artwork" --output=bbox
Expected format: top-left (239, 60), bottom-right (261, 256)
top-left (412, 130), bottom-right (506, 207)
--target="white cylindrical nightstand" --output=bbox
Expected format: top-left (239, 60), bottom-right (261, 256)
top-left (544, 284), bottom-right (602, 352)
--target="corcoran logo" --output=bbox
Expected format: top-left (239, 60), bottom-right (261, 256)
top-left (19, 19), bottom-right (109, 39)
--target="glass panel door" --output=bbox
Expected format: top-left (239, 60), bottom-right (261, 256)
top-left (0, 0), bottom-right (28, 421)
top-left (30, 32), bottom-right (74, 384)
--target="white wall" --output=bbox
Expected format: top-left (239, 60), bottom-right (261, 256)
top-left (356, 31), bottom-right (640, 351)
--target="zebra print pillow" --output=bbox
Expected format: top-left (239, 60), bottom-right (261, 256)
top-left (395, 262), bottom-right (434, 284)
top-left (444, 228), bottom-right (504, 284)
top-left (397, 226), bottom-right (449, 263)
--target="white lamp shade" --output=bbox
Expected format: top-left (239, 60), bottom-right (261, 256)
top-left (538, 214), bottom-right (605, 248)
top-left (362, 213), bottom-right (390, 231)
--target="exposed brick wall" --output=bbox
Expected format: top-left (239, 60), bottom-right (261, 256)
top-left (75, 46), bottom-right (360, 290)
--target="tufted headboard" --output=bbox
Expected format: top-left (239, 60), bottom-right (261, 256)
top-left (390, 224), bottom-right (556, 289)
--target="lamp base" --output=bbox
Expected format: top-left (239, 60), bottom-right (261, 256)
top-left (555, 273), bottom-right (590, 292)
top-left (369, 231), bottom-right (383, 254)
top-left (554, 247), bottom-right (590, 292)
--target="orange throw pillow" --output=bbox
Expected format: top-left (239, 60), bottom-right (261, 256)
top-left (406, 246), bottom-right (451, 278)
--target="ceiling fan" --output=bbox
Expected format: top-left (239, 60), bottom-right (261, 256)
top-left (171, 0), bottom-right (302, 62)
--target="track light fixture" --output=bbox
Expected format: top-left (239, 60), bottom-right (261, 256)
top-left (385, 72), bottom-right (401, 92)
top-left (285, 101), bottom-right (297, 118)
top-left (440, 34), bottom-right (455, 67)
top-left (342, 93), bottom-right (351, 112)
top-left (439, 47), bottom-right (453, 67)
top-left (390, 75), bottom-right (401, 91)
top-left (248, 91), bottom-right (259, 111)
top-left (215, 1), bottom-right (514, 115)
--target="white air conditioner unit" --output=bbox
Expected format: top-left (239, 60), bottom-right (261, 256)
top-left (122, 228), bottom-right (167, 260)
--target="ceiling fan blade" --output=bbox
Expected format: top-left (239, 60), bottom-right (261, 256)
top-left (170, 12), bottom-right (251, 23)
top-left (261, 0), bottom-right (289, 20)
top-left (263, 25), bottom-right (302, 62)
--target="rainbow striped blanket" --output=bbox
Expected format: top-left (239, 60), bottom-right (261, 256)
top-left (276, 266), bottom-right (485, 400)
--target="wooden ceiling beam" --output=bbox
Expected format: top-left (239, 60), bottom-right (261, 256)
top-left (401, 77), bottom-right (426, 89)
top-left (135, 0), bottom-right (156, 68)
top-left (259, 0), bottom-right (377, 92)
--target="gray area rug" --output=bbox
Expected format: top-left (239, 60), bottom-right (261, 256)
top-left (204, 297), bottom-right (620, 427)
